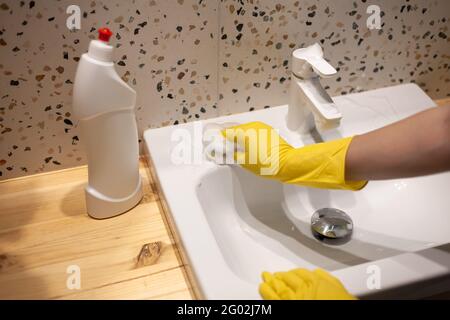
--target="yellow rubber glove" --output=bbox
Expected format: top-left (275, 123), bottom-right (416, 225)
top-left (260, 268), bottom-right (356, 300)
top-left (222, 121), bottom-right (367, 190)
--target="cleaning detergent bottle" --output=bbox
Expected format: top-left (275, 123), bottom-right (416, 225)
top-left (73, 27), bottom-right (143, 219)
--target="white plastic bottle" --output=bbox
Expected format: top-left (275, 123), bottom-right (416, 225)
top-left (73, 27), bottom-right (143, 219)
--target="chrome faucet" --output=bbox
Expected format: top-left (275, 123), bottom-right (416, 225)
top-left (287, 43), bottom-right (342, 134)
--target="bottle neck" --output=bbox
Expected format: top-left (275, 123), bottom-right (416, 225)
top-left (88, 40), bottom-right (113, 63)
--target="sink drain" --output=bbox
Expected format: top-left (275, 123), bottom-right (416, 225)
top-left (311, 208), bottom-right (353, 245)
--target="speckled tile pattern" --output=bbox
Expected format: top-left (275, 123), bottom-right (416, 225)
top-left (0, 0), bottom-right (219, 179)
top-left (218, 0), bottom-right (449, 115)
top-left (1, 0), bottom-right (449, 180)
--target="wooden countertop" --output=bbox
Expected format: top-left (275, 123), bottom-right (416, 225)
top-left (0, 98), bottom-right (448, 300)
top-left (0, 159), bottom-right (195, 299)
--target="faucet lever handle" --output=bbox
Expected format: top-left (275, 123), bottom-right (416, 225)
top-left (292, 43), bottom-right (337, 79)
top-left (306, 56), bottom-right (337, 78)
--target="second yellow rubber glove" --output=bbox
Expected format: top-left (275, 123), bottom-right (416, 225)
top-left (222, 121), bottom-right (367, 190)
top-left (260, 268), bottom-right (356, 300)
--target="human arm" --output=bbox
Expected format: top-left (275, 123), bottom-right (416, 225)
top-left (346, 105), bottom-right (450, 181)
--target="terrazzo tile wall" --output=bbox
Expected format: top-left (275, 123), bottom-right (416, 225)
top-left (218, 0), bottom-right (450, 114)
top-left (0, 0), bottom-right (219, 180)
top-left (1, 0), bottom-right (449, 180)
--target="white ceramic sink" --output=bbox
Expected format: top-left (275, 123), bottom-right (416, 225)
top-left (144, 84), bottom-right (450, 299)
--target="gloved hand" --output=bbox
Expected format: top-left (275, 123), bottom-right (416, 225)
top-left (259, 268), bottom-right (356, 300)
top-left (222, 121), bottom-right (367, 190)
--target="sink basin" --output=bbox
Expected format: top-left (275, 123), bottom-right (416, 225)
top-left (144, 84), bottom-right (450, 299)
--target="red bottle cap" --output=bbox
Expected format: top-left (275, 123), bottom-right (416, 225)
top-left (98, 27), bottom-right (113, 42)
